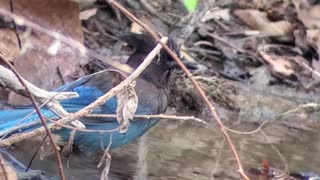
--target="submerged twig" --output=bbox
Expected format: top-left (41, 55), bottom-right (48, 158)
top-left (98, 135), bottom-right (112, 180)
top-left (278, 103), bottom-right (320, 119)
top-left (260, 130), bottom-right (288, 179)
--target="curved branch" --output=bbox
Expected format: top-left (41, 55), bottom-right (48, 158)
top-left (106, 1), bottom-right (250, 179)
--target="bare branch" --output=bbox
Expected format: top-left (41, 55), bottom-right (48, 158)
top-left (106, 1), bottom-right (249, 179)
top-left (86, 114), bottom-right (208, 124)
top-left (0, 65), bottom-right (78, 101)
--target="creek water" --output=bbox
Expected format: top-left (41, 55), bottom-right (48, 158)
top-left (7, 82), bottom-right (320, 179)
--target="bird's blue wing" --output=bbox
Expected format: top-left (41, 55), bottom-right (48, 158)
top-left (0, 70), bottom-right (117, 136)
top-left (0, 70), bottom-right (162, 153)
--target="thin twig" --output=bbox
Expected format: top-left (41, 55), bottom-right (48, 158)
top-left (225, 121), bottom-right (268, 135)
top-left (0, 153), bottom-right (8, 180)
top-left (210, 138), bottom-right (225, 180)
top-left (0, 54), bottom-right (66, 180)
top-left (0, 37), bottom-right (168, 147)
top-left (98, 135), bottom-right (112, 180)
top-left (260, 130), bottom-right (288, 179)
top-left (139, 0), bottom-right (174, 25)
top-left (295, 58), bottom-right (320, 79)
top-left (85, 114), bottom-right (207, 124)
top-left (9, 0), bottom-right (22, 49)
top-left (210, 34), bottom-right (258, 58)
top-left (46, 117), bottom-right (119, 133)
top-left (106, 1), bottom-right (249, 179)
top-left (2, 114), bottom-right (206, 136)
top-left (26, 134), bottom-right (48, 172)
top-left (0, 65), bottom-right (78, 101)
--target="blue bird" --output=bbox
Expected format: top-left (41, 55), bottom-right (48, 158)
top-left (0, 33), bottom-right (190, 154)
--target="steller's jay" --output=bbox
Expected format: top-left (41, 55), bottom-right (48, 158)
top-left (0, 33), bottom-right (190, 154)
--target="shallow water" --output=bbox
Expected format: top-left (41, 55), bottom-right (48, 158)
top-left (9, 116), bottom-right (320, 179)
top-left (7, 83), bottom-right (320, 179)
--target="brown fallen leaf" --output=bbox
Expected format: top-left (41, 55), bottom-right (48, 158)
top-left (292, 0), bottom-right (320, 29)
top-left (234, 9), bottom-right (293, 36)
top-left (259, 52), bottom-right (296, 76)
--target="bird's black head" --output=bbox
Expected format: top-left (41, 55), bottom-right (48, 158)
top-left (121, 32), bottom-right (178, 69)
top-left (120, 32), bottom-right (194, 87)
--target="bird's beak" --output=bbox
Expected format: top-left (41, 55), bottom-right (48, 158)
top-left (183, 59), bottom-right (198, 69)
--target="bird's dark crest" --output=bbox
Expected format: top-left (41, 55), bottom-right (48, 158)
top-left (119, 32), bottom-right (179, 61)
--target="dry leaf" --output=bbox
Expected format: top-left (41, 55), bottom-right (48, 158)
top-left (260, 52), bottom-right (296, 76)
top-left (292, 0), bottom-right (320, 29)
top-left (116, 82), bottom-right (138, 133)
top-left (80, 8), bottom-right (97, 20)
top-left (234, 9), bottom-right (293, 36)
top-left (201, 8), bottom-right (231, 22)
top-left (130, 22), bottom-right (144, 34)
top-left (306, 29), bottom-right (320, 74)
top-left (306, 29), bottom-right (320, 55)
